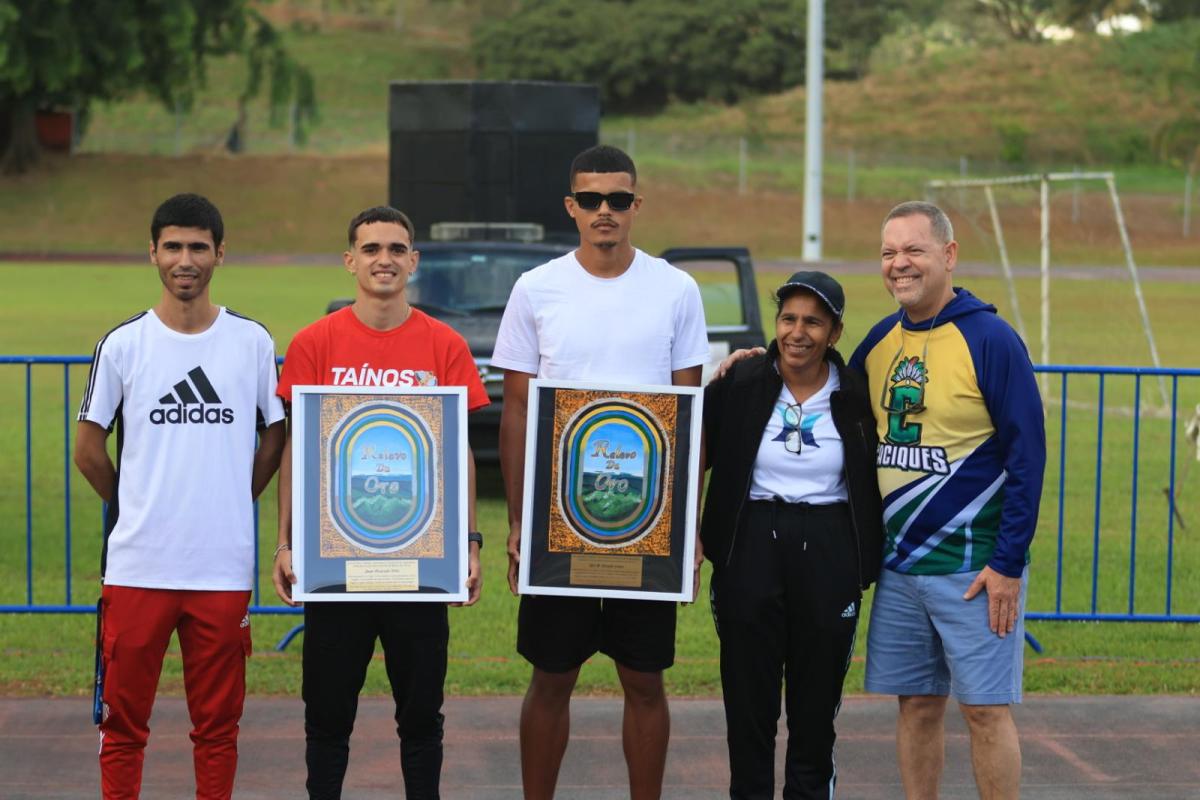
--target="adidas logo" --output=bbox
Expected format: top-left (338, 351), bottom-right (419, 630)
top-left (149, 366), bottom-right (234, 425)
top-left (239, 614), bottom-right (250, 629)
top-left (841, 602), bottom-right (857, 619)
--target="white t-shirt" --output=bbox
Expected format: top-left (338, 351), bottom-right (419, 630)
top-left (748, 366), bottom-right (848, 504)
top-left (78, 307), bottom-right (286, 590)
top-left (490, 248), bottom-right (710, 383)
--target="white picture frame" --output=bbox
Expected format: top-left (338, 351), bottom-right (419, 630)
top-left (291, 385), bottom-right (469, 602)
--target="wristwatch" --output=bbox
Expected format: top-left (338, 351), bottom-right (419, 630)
top-left (468, 531), bottom-right (483, 549)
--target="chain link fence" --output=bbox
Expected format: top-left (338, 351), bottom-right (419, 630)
top-left (70, 108), bottom-right (1198, 237)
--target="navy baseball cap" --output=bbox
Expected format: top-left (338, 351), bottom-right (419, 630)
top-left (775, 271), bottom-right (845, 320)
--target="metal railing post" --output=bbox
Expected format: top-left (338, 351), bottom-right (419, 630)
top-left (1090, 373), bottom-right (1105, 615)
top-left (1128, 376), bottom-right (1141, 615)
top-left (63, 364), bottom-right (73, 606)
top-left (1166, 376), bottom-right (1180, 616)
top-left (25, 364), bottom-right (34, 605)
top-left (1055, 372), bottom-right (1068, 615)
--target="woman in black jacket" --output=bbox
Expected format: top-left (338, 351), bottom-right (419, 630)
top-left (701, 271), bottom-right (883, 800)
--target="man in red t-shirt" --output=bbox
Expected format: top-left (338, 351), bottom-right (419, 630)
top-left (273, 206), bottom-right (488, 799)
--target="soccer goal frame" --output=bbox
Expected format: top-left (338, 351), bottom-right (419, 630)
top-left (925, 171), bottom-right (1168, 406)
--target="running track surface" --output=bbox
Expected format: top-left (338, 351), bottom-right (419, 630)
top-left (3, 694), bottom-right (1198, 798)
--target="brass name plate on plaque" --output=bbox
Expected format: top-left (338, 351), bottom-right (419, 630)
top-left (346, 560), bottom-right (419, 592)
top-left (569, 554), bottom-right (644, 587)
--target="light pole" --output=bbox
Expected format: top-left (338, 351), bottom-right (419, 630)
top-left (802, 0), bottom-right (824, 262)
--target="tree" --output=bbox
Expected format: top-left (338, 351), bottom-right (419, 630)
top-left (1150, 23), bottom-right (1200, 176)
top-left (975, 0), bottom-right (1057, 41)
top-left (973, 0), bottom-right (1181, 40)
top-left (228, 9), bottom-right (318, 152)
top-left (472, 0), bottom-right (897, 114)
top-left (1152, 1), bottom-right (1200, 22)
top-left (0, 0), bottom-right (315, 173)
top-left (825, 0), bottom-right (908, 79)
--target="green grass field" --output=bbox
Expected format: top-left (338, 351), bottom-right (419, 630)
top-left (4, 151), bottom-right (1195, 268)
top-left (1, 265), bottom-right (1198, 697)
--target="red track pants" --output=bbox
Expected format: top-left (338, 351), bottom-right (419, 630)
top-left (98, 585), bottom-right (252, 800)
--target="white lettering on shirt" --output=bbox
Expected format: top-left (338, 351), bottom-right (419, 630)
top-left (329, 365), bottom-right (433, 387)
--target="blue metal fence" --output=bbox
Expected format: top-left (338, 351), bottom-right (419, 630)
top-left (0, 354), bottom-right (300, 618)
top-left (3, 356), bottom-right (1198, 631)
top-left (1022, 365), bottom-right (1199, 626)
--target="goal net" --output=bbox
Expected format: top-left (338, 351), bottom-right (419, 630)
top-left (925, 171), bottom-right (1168, 407)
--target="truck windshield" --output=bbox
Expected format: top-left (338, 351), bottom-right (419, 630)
top-left (407, 248), bottom-right (551, 313)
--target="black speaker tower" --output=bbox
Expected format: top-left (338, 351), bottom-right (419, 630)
top-left (388, 81), bottom-right (600, 241)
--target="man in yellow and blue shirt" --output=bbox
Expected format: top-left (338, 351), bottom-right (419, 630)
top-left (850, 201), bottom-right (1045, 800)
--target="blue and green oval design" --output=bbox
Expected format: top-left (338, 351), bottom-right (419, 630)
top-left (328, 402), bottom-right (437, 552)
top-left (560, 400), bottom-right (667, 547)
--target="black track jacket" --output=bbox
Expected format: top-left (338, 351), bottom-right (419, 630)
top-left (701, 343), bottom-right (885, 590)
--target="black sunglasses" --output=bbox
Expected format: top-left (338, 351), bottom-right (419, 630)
top-left (571, 191), bottom-right (636, 212)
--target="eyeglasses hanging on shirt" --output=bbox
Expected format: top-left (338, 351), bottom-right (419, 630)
top-left (783, 403), bottom-right (804, 454)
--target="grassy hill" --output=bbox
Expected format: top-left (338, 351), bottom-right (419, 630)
top-left (5, 20), bottom-right (1198, 262)
top-left (74, 18), bottom-right (1200, 168)
top-left (608, 24), bottom-right (1200, 167)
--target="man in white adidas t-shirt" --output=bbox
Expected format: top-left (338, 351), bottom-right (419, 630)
top-left (74, 194), bottom-right (286, 800)
top-left (492, 145), bottom-right (709, 800)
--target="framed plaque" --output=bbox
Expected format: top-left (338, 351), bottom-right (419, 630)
top-left (518, 380), bottom-right (702, 602)
top-left (290, 385), bottom-right (468, 602)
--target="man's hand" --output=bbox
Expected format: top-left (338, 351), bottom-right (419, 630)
top-left (710, 347), bottom-right (766, 383)
top-left (507, 521), bottom-right (522, 595)
top-left (272, 547), bottom-right (299, 607)
top-left (453, 541), bottom-right (482, 607)
top-left (963, 566), bottom-right (1021, 637)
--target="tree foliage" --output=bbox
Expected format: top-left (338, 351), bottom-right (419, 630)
top-left (0, 0), bottom-right (315, 173)
top-left (975, 0), bottom-right (1200, 41)
top-left (975, 0), bottom-right (1054, 40)
top-left (472, 0), bottom-right (900, 113)
top-left (1146, 22), bottom-right (1200, 172)
top-left (230, 10), bottom-right (318, 150)
top-left (1148, 0), bottom-right (1200, 22)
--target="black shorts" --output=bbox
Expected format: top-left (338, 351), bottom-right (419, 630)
top-left (516, 594), bottom-right (677, 673)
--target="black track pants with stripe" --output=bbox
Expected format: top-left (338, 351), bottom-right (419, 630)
top-left (710, 499), bottom-right (861, 800)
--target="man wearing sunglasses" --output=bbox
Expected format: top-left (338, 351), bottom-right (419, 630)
top-left (849, 201), bottom-right (1045, 800)
top-left (491, 144), bottom-right (710, 800)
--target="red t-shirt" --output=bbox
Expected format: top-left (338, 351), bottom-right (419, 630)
top-left (277, 306), bottom-right (489, 410)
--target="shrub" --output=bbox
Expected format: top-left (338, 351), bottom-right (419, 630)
top-left (995, 120), bottom-right (1030, 164)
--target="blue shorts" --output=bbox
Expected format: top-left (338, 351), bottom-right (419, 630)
top-left (864, 567), bottom-right (1027, 705)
